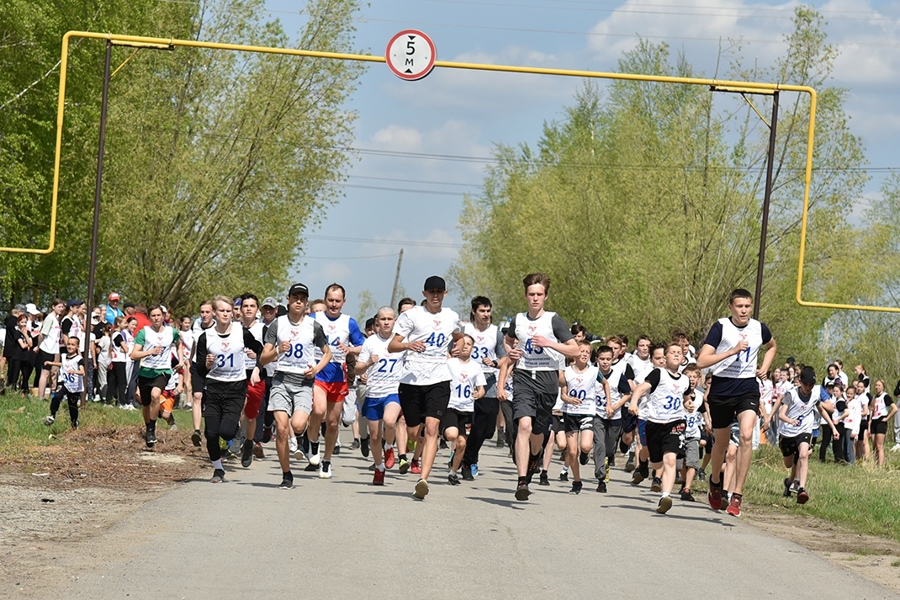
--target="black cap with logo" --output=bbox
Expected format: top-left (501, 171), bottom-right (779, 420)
top-left (288, 283), bottom-right (309, 297)
top-left (423, 275), bottom-right (446, 292)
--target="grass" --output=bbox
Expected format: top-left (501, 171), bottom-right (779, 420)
top-left (736, 444), bottom-right (900, 543)
top-left (0, 393), bottom-right (195, 459)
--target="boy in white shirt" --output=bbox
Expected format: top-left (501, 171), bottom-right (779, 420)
top-left (442, 334), bottom-right (486, 485)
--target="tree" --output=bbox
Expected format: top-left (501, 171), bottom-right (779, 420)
top-left (450, 7), bottom-right (877, 362)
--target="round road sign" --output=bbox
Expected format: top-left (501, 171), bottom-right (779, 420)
top-left (385, 30), bottom-right (436, 81)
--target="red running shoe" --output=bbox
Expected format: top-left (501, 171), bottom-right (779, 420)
top-left (373, 468), bottom-right (385, 486)
top-left (410, 459), bottom-right (421, 475)
top-left (384, 447), bottom-right (396, 469)
top-left (707, 476), bottom-right (723, 511)
top-left (726, 494), bottom-right (742, 517)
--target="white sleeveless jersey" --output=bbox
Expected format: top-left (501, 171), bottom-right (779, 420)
top-left (629, 354), bottom-right (653, 382)
top-left (779, 385), bottom-right (823, 437)
top-left (139, 326), bottom-right (176, 371)
top-left (464, 323), bottom-right (499, 376)
top-left (597, 360), bottom-right (630, 419)
top-left (393, 306), bottom-right (461, 386)
top-left (60, 353), bottom-right (84, 393)
top-left (872, 393), bottom-right (891, 419)
top-left (204, 327), bottom-right (248, 382)
top-left (313, 313), bottom-right (353, 364)
top-left (180, 329), bottom-right (194, 361)
top-left (358, 334), bottom-right (402, 398)
top-left (684, 390), bottom-right (705, 438)
top-left (448, 357), bottom-right (486, 412)
top-left (273, 315), bottom-right (318, 375)
top-left (710, 318), bottom-right (764, 380)
top-left (514, 311), bottom-right (563, 371)
top-left (242, 322), bottom-right (264, 371)
top-left (563, 365), bottom-right (599, 416)
top-left (644, 368), bottom-right (690, 424)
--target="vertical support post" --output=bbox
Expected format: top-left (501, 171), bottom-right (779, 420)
top-left (389, 248), bottom-right (404, 308)
top-left (83, 40), bottom-right (113, 400)
top-left (754, 90), bottom-right (779, 320)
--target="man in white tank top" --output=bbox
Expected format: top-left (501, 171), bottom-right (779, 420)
top-left (696, 288), bottom-right (777, 517)
top-left (499, 272), bottom-right (579, 502)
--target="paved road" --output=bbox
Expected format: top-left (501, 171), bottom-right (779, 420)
top-left (34, 435), bottom-right (900, 599)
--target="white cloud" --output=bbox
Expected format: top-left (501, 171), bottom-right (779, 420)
top-left (361, 228), bottom-right (461, 261)
top-left (371, 125), bottom-right (423, 150)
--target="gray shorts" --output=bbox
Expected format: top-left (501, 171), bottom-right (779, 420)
top-left (269, 376), bottom-right (313, 415)
top-left (684, 437), bottom-right (701, 469)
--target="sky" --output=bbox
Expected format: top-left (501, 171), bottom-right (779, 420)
top-left (261, 0), bottom-right (900, 320)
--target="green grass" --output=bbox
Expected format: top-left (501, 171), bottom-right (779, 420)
top-left (0, 394), bottom-right (195, 459)
top-left (738, 444), bottom-right (900, 543)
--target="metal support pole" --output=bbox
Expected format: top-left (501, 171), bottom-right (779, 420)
top-left (754, 90), bottom-right (779, 320)
top-left (83, 40), bottom-right (112, 400)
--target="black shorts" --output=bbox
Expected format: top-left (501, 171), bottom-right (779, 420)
top-left (441, 408), bottom-right (472, 438)
top-left (859, 417), bottom-right (869, 434)
top-left (137, 374), bottom-right (170, 407)
top-left (563, 413), bottom-right (593, 433)
top-left (707, 392), bottom-right (760, 430)
top-left (551, 413), bottom-right (564, 433)
top-left (779, 432), bottom-right (812, 460)
top-left (621, 411), bottom-right (638, 433)
top-left (644, 420), bottom-right (685, 463)
top-left (871, 418), bottom-right (888, 435)
top-left (191, 371), bottom-right (206, 395)
top-left (39, 350), bottom-right (57, 371)
top-left (511, 386), bottom-right (556, 437)
top-left (398, 381), bottom-right (451, 426)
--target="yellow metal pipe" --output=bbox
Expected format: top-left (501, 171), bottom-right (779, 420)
top-left (1, 29), bottom-right (828, 316)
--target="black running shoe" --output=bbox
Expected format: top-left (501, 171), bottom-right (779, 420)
top-left (278, 476), bottom-right (294, 489)
top-left (360, 437), bottom-right (370, 458)
top-left (783, 477), bottom-right (792, 498)
top-left (579, 451), bottom-right (589, 466)
top-left (539, 471), bottom-right (550, 486)
top-left (596, 481), bottom-right (607, 493)
top-left (461, 466), bottom-right (474, 481)
top-left (570, 481), bottom-right (583, 495)
top-left (559, 471), bottom-right (569, 482)
top-left (241, 439), bottom-right (254, 468)
top-left (650, 477), bottom-right (662, 493)
top-left (210, 469), bottom-right (225, 483)
top-left (191, 430), bottom-right (202, 447)
top-left (515, 481), bottom-right (530, 501)
top-left (146, 427), bottom-right (157, 448)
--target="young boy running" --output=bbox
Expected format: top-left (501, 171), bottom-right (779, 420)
top-left (696, 289), bottom-right (776, 517)
top-left (356, 307), bottom-right (403, 485)
top-left (499, 273), bottom-right (579, 501)
top-left (629, 342), bottom-right (691, 514)
top-left (443, 334), bottom-right (486, 485)
top-left (777, 366), bottom-right (837, 504)
top-left (258, 284), bottom-right (332, 489)
top-left (593, 344), bottom-right (632, 492)
top-left (388, 275), bottom-right (463, 500)
top-left (680, 364), bottom-right (708, 501)
top-left (560, 340), bottom-right (609, 494)
top-left (43, 337), bottom-right (84, 429)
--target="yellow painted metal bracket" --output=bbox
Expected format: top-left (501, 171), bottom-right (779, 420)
top-left (1, 31), bottom-right (852, 315)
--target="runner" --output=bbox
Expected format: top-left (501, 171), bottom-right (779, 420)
top-left (130, 305), bottom-right (185, 448)
top-left (306, 284), bottom-right (364, 478)
top-left (443, 334), bottom-right (486, 485)
top-left (387, 275), bottom-right (463, 500)
top-left (258, 283), bottom-right (332, 489)
top-left (42, 336), bottom-right (84, 429)
top-left (696, 289), bottom-right (776, 517)
top-left (189, 301), bottom-right (215, 447)
top-left (356, 307), bottom-right (403, 485)
top-left (629, 342), bottom-right (691, 514)
top-left (592, 344), bottom-right (632, 492)
top-left (499, 273), bottom-right (579, 502)
top-left (777, 366), bottom-right (837, 503)
top-left (195, 296), bottom-right (264, 482)
top-left (235, 293), bottom-right (266, 468)
top-left (461, 296), bottom-right (507, 480)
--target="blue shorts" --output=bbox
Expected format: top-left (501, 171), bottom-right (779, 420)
top-left (638, 419), bottom-right (647, 447)
top-left (362, 394), bottom-right (400, 421)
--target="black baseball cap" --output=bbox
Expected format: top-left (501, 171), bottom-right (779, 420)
top-left (288, 283), bottom-right (309, 297)
top-left (423, 275), bottom-right (446, 292)
top-left (800, 366), bottom-right (816, 385)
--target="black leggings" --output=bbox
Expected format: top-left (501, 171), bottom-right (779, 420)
top-left (819, 421), bottom-right (843, 462)
top-left (50, 389), bottom-right (80, 427)
top-left (6, 358), bottom-right (26, 393)
top-left (463, 396), bottom-right (499, 468)
top-left (203, 381), bottom-right (245, 462)
top-left (107, 362), bottom-right (127, 405)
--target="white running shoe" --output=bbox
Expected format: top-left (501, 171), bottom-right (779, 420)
top-left (308, 451), bottom-right (321, 467)
top-left (319, 461), bottom-right (332, 479)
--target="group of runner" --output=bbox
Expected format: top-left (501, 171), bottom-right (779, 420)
top-left (39, 271), bottom-right (887, 516)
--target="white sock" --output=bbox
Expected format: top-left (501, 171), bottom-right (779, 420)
top-left (212, 459), bottom-right (223, 470)
top-left (561, 465), bottom-right (569, 474)
top-left (376, 462), bottom-right (385, 472)
top-left (661, 492), bottom-right (670, 498)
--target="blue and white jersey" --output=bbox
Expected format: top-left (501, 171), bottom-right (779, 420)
top-left (562, 365), bottom-right (600, 416)
top-left (704, 317), bottom-right (772, 397)
top-left (313, 312), bottom-right (364, 383)
top-left (779, 385), bottom-right (829, 437)
top-left (640, 368), bottom-right (690, 424)
top-left (684, 389), bottom-right (705, 439)
top-left (358, 333), bottom-right (402, 398)
top-left (448, 357), bottom-right (486, 412)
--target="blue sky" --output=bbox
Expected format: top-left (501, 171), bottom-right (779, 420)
top-left (263, 0), bottom-right (900, 319)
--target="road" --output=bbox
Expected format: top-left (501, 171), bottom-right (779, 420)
top-left (17, 435), bottom-right (900, 599)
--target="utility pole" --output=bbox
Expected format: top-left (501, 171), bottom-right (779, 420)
top-left (389, 249), bottom-right (404, 308)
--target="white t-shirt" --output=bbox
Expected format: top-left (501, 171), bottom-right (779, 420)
top-left (39, 313), bottom-right (61, 354)
top-left (392, 306), bottom-right (461, 386)
top-left (447, 357), bottom-right (486, 412)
